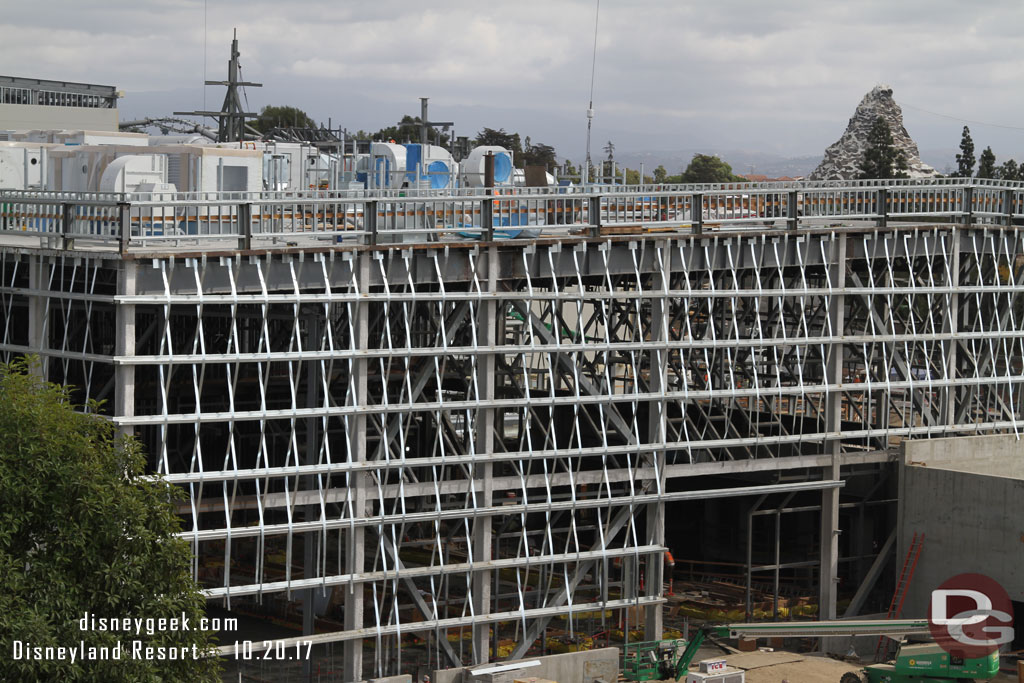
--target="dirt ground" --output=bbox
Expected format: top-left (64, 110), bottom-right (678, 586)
top-left (721, 652), bottom-right (861, 683)
top-left (718, 650), bottom-right (1021, 683)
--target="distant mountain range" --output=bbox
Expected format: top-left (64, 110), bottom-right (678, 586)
top-left (610, 148), bottom-right (960, 179)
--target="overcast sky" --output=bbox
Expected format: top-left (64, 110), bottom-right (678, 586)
top-left (4, 1), bottom-right (1024, 167)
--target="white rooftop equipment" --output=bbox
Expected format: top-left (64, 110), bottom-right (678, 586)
top-left (363, 142), bottom-right (407, 188)
top-left (404, 143), bottom-right (455, 189)
top-left (0, 141), bottom-right (54, 190)
top-left (460, 145), bottom-right (513, 187)
top-left (99, 155), bottom-right (169, 193)
top-left (7, 129), bottom-right (148, 146)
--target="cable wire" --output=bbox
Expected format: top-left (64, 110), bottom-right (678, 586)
top-left (897, 100), bottom-right (1024, 132)
top-left (583, 0), bottom-right (599, 184)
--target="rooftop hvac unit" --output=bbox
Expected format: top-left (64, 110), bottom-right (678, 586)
top-left (99, 155), bottom-right (168, 193)
top-left (460, 145), bottom-right (513, 187)
top-left (362, 142), bottom-right (406, 188)
top-left (147, 134), bottom-right (211, 146)
top-left (0, 142), bottom-right (51, 190)
top-left (404, 144), bottom-right (453, 189)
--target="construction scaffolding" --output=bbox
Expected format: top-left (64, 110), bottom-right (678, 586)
top-left (1, 178), bottom-right (1023, 680)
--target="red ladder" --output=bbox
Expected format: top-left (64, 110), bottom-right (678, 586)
top-left (874, 532), bottom-right (925, 661)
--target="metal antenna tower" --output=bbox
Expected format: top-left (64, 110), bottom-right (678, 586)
top-left (176, 28), bottom-right (262, 142)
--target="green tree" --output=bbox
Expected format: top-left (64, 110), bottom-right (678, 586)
top-left (0, 359), bottom-right (219, 682)
top-left (653, 165), bottom-right (668, 183)
top-left (475, 127), bottom-right (522, 153)
top-left (475, 127), bottom-right (529, 167)
top-left (521, 139), bottom-right (557, 170)
top-left (252, 105), bottom-right (316, 133)
top-left (858, 116), bottom-right (909, 179)
top-left (680, 154), bottom-right (746, 183)
top-left (624, 168), bottom-right (651, 184)
top-left (998, 159), bottom-right (1019, 181)
top-left (956, 125), bottom-right (975, 177)
top-left (976, 146), bottom-right (997, 179)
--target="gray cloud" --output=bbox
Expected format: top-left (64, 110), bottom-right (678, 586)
top-left (4, 0), bottom-right (1024, 165)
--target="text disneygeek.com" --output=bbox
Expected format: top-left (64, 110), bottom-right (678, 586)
top-left (9, 610), bottom-right (250, 663)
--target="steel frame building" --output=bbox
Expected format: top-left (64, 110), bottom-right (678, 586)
top-left (2, 178), bottom-right (1023, 680)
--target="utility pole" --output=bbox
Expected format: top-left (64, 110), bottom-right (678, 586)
top-left (412, 98), bottom-right (453, 147)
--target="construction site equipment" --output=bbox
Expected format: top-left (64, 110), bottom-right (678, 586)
top-left (622, 633), bottom-right (708, 681)
top-left (721, 619), bottom-right (999, 683)
top-left (625, 619), bottom-right (999, 682)
top-left (875, 533), bottom-right (925, 661)
top-left (5, 177), bottom-right (1024, 681)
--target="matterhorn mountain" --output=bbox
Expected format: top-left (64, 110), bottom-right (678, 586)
top-left (809, 86), bottom-right (938, 180)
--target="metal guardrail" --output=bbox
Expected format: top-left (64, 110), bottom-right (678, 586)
top-left (0, 179), bottom-right (1022, 251)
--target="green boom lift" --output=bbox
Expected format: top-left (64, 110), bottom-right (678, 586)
top-left (622, 619), bottom-right (1000, 682)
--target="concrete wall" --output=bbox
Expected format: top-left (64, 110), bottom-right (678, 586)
top-left (433, 648), bottom-right (619, 683)
top-left (0, 104), bottom-right (117, 132)
top-left (902, 433), bottom-right (1024, 477)
top-left (899, 435), bottom-right (1024, 616)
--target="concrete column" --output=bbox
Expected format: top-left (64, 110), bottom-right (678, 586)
top-left (471, 245), bottom-right (497, 664)
top-left (114, 260), bottom-right (136, 436)
top-left (645, 239), bottom-right (670, 640)
top-left (343, 252), bottom-right (371, 683)
top-left (820, 234), bottom-right (846, 638)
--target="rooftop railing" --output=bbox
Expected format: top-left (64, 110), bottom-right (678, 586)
top-left (1, 178), bottom-right (1022, 252)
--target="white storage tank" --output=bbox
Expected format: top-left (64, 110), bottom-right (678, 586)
top-left (460, 145), bottom-right (513, 187)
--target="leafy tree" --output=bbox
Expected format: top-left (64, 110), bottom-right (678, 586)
top-left (679, 154), bottom-right (746, 183)
top-left (475, 127), bottom-right (522, 153)
top-left (521, 139), bottom-right (557, 170)
top-left (624, 168), bottom-right (651, 185)
top-left (858, 116), bottom-right (909, 179)
top-left (976, 146), bottom-right (997, 179)
top-left (476, 127), bottom-right (531, 167)
top-left (653, 165), bottom-right (668, 183)
top-left (956, 125), bottom-right (975, 177)
top-left (0, 358), bottom-right (220, 682)
top-left (998, 159), bottom-right (1020, 181)
top-left (252, 105), bottom-right (316, 133)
